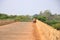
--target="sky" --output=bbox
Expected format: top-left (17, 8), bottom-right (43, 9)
top-left (0, 0), bottom-right (60, 15)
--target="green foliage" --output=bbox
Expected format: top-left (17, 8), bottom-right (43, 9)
top-left (0, 10), bottom-right (60, 30)
top-left (52, 23), bottom-right (60, 30)
top-left (14, 15), bottom-right (32, 22)
top-left (37, 16), bottom-right (47, 22)
top-left (45, 20), bottom-right (57, 26)
top-left (33, 14), bottom-right (47, 22)
top-left (33, 10), bottom-right (60, 30)
top-left (0, 14), bottom-right (9, 19)
top-left (0, 13), bottom-right (32, 22)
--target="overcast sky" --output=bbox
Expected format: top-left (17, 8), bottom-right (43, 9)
top-left (0, 0), bottom-right (60, 15)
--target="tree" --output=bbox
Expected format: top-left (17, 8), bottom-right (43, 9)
top-left (43, 10), bottom-right (52, 20)
top-left (0, 13), bottom-right (9, 19)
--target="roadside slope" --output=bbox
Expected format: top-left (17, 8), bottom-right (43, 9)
top-left (36, 20), bottom-right (60, 40)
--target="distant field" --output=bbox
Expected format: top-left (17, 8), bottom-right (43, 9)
top-left (0, 20), bottom-right (16, 26)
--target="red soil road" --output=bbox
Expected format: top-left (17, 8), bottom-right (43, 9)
top-left (0, 22), bottom-right (36, 40)
top-left (0, 20), bottom-right (60, 40)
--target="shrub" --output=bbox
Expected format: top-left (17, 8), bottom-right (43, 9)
top-left (52, 23), bottom-right (60, 30)
top-left (45, 20), bottom-right (57, 26)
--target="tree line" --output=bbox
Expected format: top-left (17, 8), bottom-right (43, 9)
top-left (0, 13), bottom-right (32, 22)
top-left (0, 10), bottom-right (60, 30)
top-left (33, 10), bottom-right (60, 30)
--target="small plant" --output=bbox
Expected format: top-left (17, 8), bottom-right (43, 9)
top-left (52, 23), bottom-right (60, 30)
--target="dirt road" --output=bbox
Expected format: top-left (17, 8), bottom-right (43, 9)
top-left (0, 20), bottom-right (60, 40)
top-left (0, 22), bottom-right (36, 40)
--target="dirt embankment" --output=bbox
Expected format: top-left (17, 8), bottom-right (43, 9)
top-left (0, 20), bottom-right (16, 26)
top-left (35, 20), bottom-right (60, 40)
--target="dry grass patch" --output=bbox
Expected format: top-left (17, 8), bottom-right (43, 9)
top-left (0, 20), bottom-right (16, 26)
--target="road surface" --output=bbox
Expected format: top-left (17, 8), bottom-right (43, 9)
top-left (0, 20), bottom-right (60, 40)
top-left (0, 22), bottom-right (36, 40)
